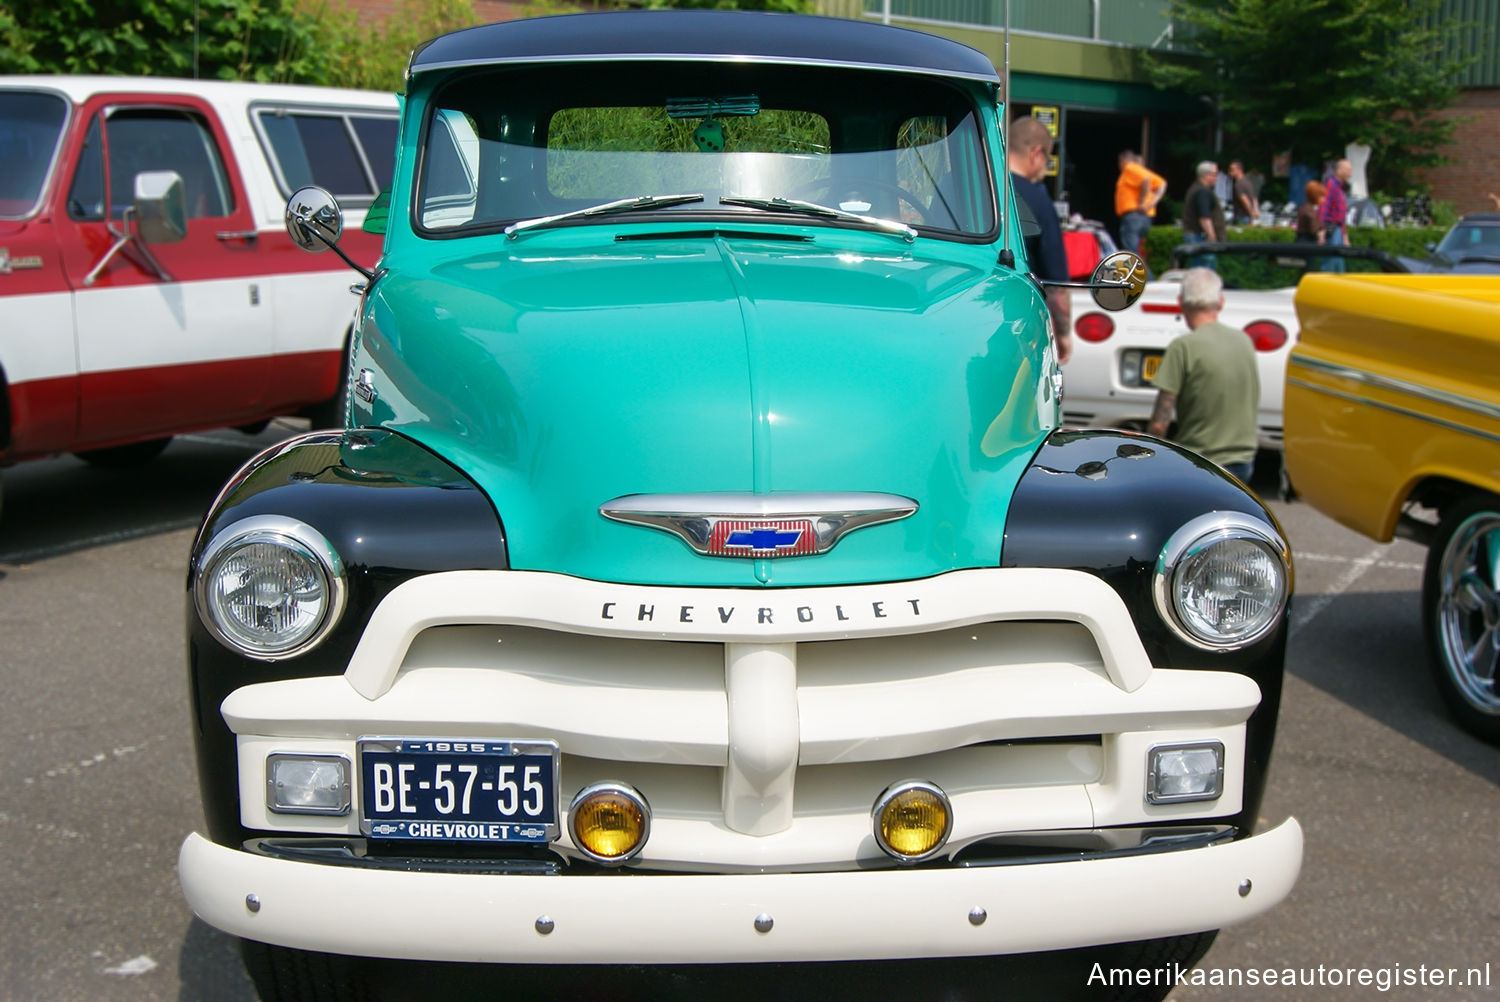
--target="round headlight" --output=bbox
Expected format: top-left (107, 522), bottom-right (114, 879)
top-left (1154, 512), bottom-right (1290, 649)
top-left (568, 782), bottom-right (650, 865)
top-left (195, 516), bottom-right (346, 659)
top-left (873, 780), bottom-right (952, 863)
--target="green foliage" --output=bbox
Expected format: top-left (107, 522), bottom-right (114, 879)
top-left (1142, 222), bottom-right (1446, 279)
top-left (640, 0), bottom-right (813, 11)
top-left (1146, 0), bottom-right (1470, 193)
top-left (312, 0), bottom-right (481, 92)
top-left (0, 0), bottom-right (812, 90)
top-left (0, 0), bottom-right (326, 81)
top-left (543, 105), bottom-right (829, 197)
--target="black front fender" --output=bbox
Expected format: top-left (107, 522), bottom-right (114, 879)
top-left (1002, 429), bottom-right (1291, 831)
top-left (187, 428), bottom-right (508, 845)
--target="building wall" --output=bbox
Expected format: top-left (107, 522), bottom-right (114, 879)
top-left (1418, 89), bottom-right (1500, 215)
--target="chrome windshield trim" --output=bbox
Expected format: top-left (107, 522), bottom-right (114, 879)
top-left (599, 491), bottom-right (918, 557)
top-left (1284, 352), bottom-right (1500, 423)
top-left (411, 53), bottom-right (1000, 84)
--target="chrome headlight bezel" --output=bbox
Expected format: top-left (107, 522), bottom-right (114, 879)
top-left (194, 515), bottom-right (347, 661)
top-left (1153, 511), bottom-right (1291, 650)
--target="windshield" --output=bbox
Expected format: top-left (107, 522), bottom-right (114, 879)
top-left (0, 91), bottom-right (68, 219)
top-left (416, 62), bottom-right (995, 240)
top-left (1436, 222), bottom-right (1500, 261)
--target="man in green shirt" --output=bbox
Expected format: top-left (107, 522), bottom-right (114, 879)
top-left (1146, 267), bottom-right (1260, 482)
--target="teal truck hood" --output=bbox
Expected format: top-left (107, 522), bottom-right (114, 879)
top-left (359, 228), bottom-right (1055, 586)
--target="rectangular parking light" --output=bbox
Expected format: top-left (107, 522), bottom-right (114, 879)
top-left (1147, 742), bottom-right (1224, 804)
top-left (266, 754), bottom-right (351, 814)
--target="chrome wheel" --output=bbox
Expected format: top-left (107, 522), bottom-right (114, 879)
top-left (1425, 497), bottom-right (1500, 743)
top-left (1433, 510), bottom-right (1500, 716)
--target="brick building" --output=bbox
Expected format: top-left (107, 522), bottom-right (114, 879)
top-left (1415, 1), bottom-right (1500, 217)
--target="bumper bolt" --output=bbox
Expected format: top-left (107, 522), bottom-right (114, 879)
top-left (245, 894), bottom-right (261, 914)
top-left (1238, 879), bottom-right (1253, 898)
top-left (535, 915), bottom-right (555, 935)
top-left (968, 906), bottom-right (987, 926)
top-left (754, 913), bottom-right (774, 934)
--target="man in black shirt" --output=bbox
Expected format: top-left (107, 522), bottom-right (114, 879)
top-left (1180, 161), bottom-right (1224, 270)
top-left (1007, 115), bottom-right (1072, 363)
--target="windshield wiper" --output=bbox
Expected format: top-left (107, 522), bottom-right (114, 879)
top-left (720, 195), bottom-right (915, 243)
top-left (505, 193), bottom-right (705, 239)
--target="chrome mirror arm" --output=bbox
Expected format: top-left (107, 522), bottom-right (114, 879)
top-left (1039, 250), bottom-right (1148, 312)
top-left (288, 206), bottom-right (374, 281)
top-left (83, 207), bottom-right (173, 287)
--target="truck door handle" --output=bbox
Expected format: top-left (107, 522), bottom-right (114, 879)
top-left (216, 229), bottom-right (259, 242)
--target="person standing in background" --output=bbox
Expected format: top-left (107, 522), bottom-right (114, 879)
top-left (1228, 160), bottom-right (1259, 224)
top-left (1319, 158), bottom-right (1352, 272)
top-left (1146, 267), bottom-right (1260, 483)
top-left (1115, 150), bottom-right (1167, 256)
top-left (1180, 161), bottom-right (1224, 269)
top-left (1007, 115), bottom-right (1072, 363)
top-left (1295, 180), bottom-right (1326, 244)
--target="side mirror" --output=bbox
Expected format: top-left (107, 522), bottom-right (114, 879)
top-left (286, 186), bottom-right (343, 253)
top-left (134, 171), bottom-right (187, 244)
top-left (1089, 251), bottom-right (1148, 312)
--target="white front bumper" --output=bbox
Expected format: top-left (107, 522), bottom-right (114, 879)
top-left (180, 818), bottom-right (1302, 964)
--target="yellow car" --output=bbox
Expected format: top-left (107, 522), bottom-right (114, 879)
top-left (1285, 273), bottom-right (1500, 742)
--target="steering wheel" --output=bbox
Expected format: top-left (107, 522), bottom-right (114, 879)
top-left (786, 178), bottom-right (925, 224)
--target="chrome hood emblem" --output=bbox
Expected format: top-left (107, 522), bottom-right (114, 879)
top-left (599, 492), bottom-right (918, 558)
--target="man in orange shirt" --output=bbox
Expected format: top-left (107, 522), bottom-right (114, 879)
top-left (1115, 150), bottom-right (1166, 256)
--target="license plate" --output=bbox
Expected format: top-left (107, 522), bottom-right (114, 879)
top-left (359, 738), bottom-right (560, 842)
top-left (1142, 353), bottom-right (1162, 382)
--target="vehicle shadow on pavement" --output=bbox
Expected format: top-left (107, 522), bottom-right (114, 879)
top-left (179, 918), bottom-right (257, 1002)
top-left (1284, 583), bottom-right (1500, 787)
top-left (0, 423), bottom-right (303, 565)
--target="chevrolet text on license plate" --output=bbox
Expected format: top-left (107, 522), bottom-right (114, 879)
top-left (359, 738), bottom-right (560, 841)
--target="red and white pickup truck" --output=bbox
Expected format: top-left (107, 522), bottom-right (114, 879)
top-left (0, 76), bottom-right (398, 510)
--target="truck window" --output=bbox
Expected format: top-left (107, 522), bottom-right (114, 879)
top-left (350, 115), bottom-right (398, 189)
top-left (415, 63), bottom-right (995, 239)
top-left (68, 108), bottom-right (234, 221)
top-left (257, 109), bottom-right (398, 203)
top-left (0, 90), bottom-right (68, 219)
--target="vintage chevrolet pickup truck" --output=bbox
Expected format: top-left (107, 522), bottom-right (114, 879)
top-left (1286, 272), bottom-right (1500, 744)
top-left (177, 11), bottom-right (1302, 1001)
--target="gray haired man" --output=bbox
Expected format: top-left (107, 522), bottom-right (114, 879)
top-left (1146, 268), bottom-right (1259, 482)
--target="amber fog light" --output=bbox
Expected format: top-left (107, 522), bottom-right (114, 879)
top-left (873, 780), bottom-right (952, 863)
top-left (568, 782), bottom-right (650, 864)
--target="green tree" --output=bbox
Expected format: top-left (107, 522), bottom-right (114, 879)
top-left (1146, 0), bottom-right (1471, 192)
top-left (0, 0), bottom-right (327, 81)
top-left (311, 0), bottom-right (480, 92)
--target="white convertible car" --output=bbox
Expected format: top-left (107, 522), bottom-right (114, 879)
top-left (1063, 241), bottom-right (1410, 451)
